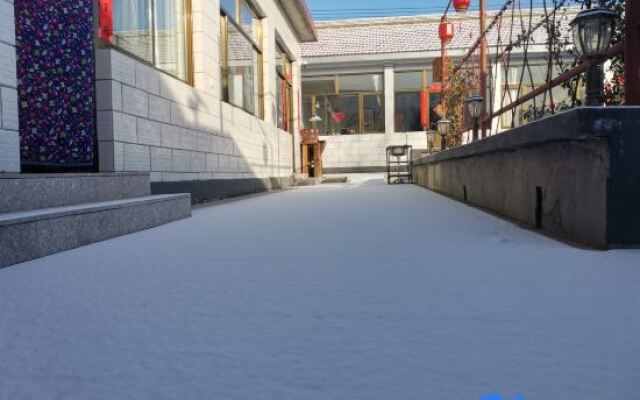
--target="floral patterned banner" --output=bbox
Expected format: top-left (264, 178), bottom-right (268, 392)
top-left (15, 0), bottom-right (96, 169)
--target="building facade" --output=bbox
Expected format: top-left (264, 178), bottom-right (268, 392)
top-left (300, 12), bottom-right (576, 173)
top-left (0, 0), bottom-right (316, 200)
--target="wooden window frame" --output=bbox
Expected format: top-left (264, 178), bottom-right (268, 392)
top-left (220, 0), bottom-right (264, 118)
top-left (110, 0), bottom-right (194, 85)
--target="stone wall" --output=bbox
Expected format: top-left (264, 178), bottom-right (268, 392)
top-left (412, 107), bottom-right (640, 249)
top-left (321, 132), bottom-right (428, 173)
top-left (95, 0), bottom-right (302, 199)
top-left (0, 0), bottom-right (19, 172)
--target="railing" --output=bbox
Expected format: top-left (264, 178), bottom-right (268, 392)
top-left (439, 0), bottom-right (634, 145)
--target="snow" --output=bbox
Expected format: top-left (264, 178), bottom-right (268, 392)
top-left (1, 174), bottom-right (639, 400)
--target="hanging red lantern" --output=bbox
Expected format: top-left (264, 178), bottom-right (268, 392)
top-left (439, 19), bottom-right (454, 44)
top-left (453, 0), bottom-right (471, 14)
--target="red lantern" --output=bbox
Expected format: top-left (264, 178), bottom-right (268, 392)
top-left (439, 19), bottom-right (454, 44)
top-left (98, 0), bottom-right (113, 42)
top-left (453, 0), bottom-right (471, 14)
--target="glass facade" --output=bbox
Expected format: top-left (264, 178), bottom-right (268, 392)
top-left (302, 74), bottom-right (384, 135)
top-left (221, 1), bottom-right (263, 117)
top-left (112, 0), bottom-right (190, 81)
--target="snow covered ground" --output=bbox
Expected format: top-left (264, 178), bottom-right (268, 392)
top-left (1, 174), bottom-right (639, 400)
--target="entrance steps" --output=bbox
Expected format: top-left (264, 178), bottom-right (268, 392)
top-left (0, 173), bottom-right (191, 268)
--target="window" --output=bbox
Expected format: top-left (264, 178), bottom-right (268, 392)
top-left (221, 1), bottom-right (263, 117)
top-left (112, 0), bottom-right (191, 82)
top-left (302, 73), bottom-right (384, 135)
top-left (276, 43), bottom-right (293, 132)
top-left (394, 70), bottom-right (440, 132)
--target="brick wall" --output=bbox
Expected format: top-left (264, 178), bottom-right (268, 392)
top-left (95, 0), bottom-right (301, 183)
top-left (0, 0), bottom-right (19, 172)
top-left (320, 132), bottom-right (428, 172)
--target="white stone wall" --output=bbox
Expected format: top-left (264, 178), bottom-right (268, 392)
top-left (95, 0), bottom-right (302, 183)
top-left (0, 0), bottom-right (19, 172)
top-left (320, 132), bottom-right (428, 172)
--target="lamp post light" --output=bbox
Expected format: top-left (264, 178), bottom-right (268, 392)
top-left (437, 119), bottom-right (452, 151)
top-left (465, 95), bottom-right (484, 142)
top-left (570, 8), bottom-right (617, 106)
top-left (309, 115), bottom-right (322, 123)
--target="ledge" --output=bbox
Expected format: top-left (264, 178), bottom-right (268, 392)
top-left (415, 107), bottom-right (640, 165)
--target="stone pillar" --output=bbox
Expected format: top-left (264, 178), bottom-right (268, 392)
top-left (384, 65), bottom-right (395, 134)
top-left (0, 0), bottom-right (20, 172)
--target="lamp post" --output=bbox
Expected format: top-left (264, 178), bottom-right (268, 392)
top-left (465, 95), bottom-right (484, 142)
top-left (570, 8), bottom-right (616, 106)
top-left (437, 119), bottom-right (452, 151)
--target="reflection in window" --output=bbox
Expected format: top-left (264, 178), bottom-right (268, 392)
top-left (154, 0), bottom-right (188, 80)
top-left (276, 43), bottom-right (293, 132)
top-left (221, 1), bottom-right (263, 117)
top-left (302, 74), bottom-right (384, 134)
top-left (227, 23), bottom-right (258, 114)
top-left (395, 93), bottom-right (421, 132)
top-left (113, 0), bottom-right (152, 63)
top-left (112, 0), bottom-right (191, 82)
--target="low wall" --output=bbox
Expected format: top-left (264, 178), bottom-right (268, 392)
top-left (412, 107), bottom-right (640, 249)
top-left (321, 132), bottom-right (428, 173)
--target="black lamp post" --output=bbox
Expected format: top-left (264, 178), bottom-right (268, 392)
top-left (570, 8), bottom-right (616, 106)
top-left (465, 95), bottom-right (484, 141)
top-left (437, 119), bottom-right (452, 151)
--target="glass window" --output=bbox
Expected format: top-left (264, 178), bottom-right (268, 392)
top-left (363, 95), bottom-right (384, 133)
top-left (276, 43), bottom-right (293, 132)
top-left (154, 0), bottom-right (188, 80)
top-left (221, 1), bottom-right (263, 117)
top-left (395, 93), bottom-right (421, 132)
top-left (113, 0), bottom-right (153, 63)
top-left (112, 0), bottom-right (191, 82)
top-left (302, 76), bottom-right (336, 95)
top-left (394, 71), bottom-right (423, 92)
top-left (339, 74), bottom-right (383, 93)
top-left (220, 0), bottom-right (236, 17)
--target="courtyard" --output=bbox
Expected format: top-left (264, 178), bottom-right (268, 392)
top-left (0, 175), bottom-right (639, 399)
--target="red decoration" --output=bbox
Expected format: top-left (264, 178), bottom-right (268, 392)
top-left (453, 0), bottom-right (471, 13)
top-left (429, 83), bottom-right (444, 92)
top-left (98, 0), bottom-right (113, 42)
top-left (439, 19), bottom-right (454, 43)
top-left (420, 90), bottom-right (429, 127)
top-left (331, 112), bottom-right (346, 123)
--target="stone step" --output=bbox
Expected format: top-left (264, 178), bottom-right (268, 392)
top-left (0, 173), bottom-right (151, 214)
top-left (0, 194), bottom-right (191, 268)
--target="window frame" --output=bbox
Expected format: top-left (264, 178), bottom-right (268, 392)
top-left (220, 0), bottom-right (264, 118)
top-left (394, 69), bottom-right (436, 132)
top-left (109, 0), bottom-right (194, 85)
top-left (303, 73), bottom-right (385, 135)
top-left (276, 41), bottom-right (294, 133)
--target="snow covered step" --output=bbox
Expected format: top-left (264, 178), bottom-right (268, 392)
top-left (0, 173), bottom-right (151, 214)
top-left (0, 194), bottom-right (191, 268)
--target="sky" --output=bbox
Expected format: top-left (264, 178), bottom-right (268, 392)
top-left (305, 0), bottom-right (552, 20)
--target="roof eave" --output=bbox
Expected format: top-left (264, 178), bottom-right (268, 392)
top-left (278, 0), bottom-right (317, 43)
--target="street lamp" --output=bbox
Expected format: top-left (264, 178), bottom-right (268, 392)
top-left (570, 8), bottom-right (617, 106)
top-left (309, 115), bottom-right (322, 123)
top-left (465, 95), bottom-right (484, 142)
top-left (437, 119), bottom-right (452, 151)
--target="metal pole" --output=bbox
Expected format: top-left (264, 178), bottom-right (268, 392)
top-left (441, 21), bottom-right (448, 116)
top-left (473, 120), bottom-right (479, 141)
top-left (585, 64), bottom-right (604, 106)
top-left (625, 0), bottom-right (640, 104)
top-left (479, 0), bottom-right (488, 137)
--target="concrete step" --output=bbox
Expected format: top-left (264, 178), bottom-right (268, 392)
top-left (0, 173), bottom-right (151, 214)
top-left (0, 194), bottom-right (191, 268)
top-left (295, 178), bottom-right (320, 186)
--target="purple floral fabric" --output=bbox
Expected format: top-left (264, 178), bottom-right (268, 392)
top-left (15, 0), bottom-right (96, 169)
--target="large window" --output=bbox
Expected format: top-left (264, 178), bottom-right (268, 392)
top-left (276, 43), bottom-right (293, 133)
top-left (302, 73), bottom-right (384, 135)
top-left (394, 70), bottom-right (441, 132)
top-left (221, 0), bottom-right (263, 117)
top-left (112, 0), bottom-right (191, 82)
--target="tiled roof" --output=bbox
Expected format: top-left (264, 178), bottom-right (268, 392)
top-left (301, 10), bottom-right (576, 58)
